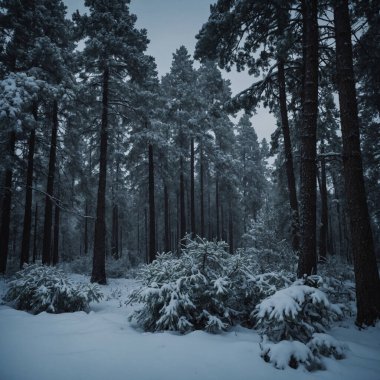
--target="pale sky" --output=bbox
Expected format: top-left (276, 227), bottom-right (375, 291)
top-left (64, 0), bottom-right (276, 141)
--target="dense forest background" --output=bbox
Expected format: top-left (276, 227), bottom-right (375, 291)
top-left (0, 0), bottom-right (379, 326)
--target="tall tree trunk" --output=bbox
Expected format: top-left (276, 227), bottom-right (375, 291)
top-left (144, 207), bottom-right (148, 263)
top-left (221, 202), bottom-right (225, 241)
top-left (20, 105), bottom-right (37, 268)
top-left (216, 176), bottom-right (220, 240)
top-left (0, 130), bottom-right (16, 273)
top-left (200, 142), bottom-right (205, 238)
top-left (91, 67), bottom-right (109, 284)
top-left (42, 100), bottom-right (58, 265)
top-left (179, 157), bottom-right (186, 242)
top-left (111, 203), bottom-right (119, 258)
top-left (148, 143), bottom-right (156, 263)
top-left (278, 59), bottom-right (300, 252)
top-left (334, 0), bottom-right (380, 326)
top-left (84, 200), bottom-right (88, 255)
top-left (164, 184), bottom-right (170, 252)
top-left (32, 202), bottom-right (38, 263)
top-left (52, 199), bottom-right (60, 266)
top-left (228, 201), bottom-right (233, 254)
top-left (318, 145), bottom-right (328, 262)
top-left (297, 0), bottom-right (319, 278)
top-left (190, 137), bottom-right (196, 237)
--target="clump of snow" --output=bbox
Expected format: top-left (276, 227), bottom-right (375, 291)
top-left (307, 333), bottom-right (348, 359)
top-left (4, 264), bottom-right (102, 314)
top-left (261, 338), bottom-right (314, 370)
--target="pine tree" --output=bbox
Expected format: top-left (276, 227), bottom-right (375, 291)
top-left (75, 0), bottom-right (151, 283)
top-left (333, 0), bottom-right (380, 326)
top-left (297, 0), bottom-right (319, 277)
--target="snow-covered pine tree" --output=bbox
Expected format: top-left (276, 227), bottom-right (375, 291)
top-left (74, 0), bottom-right (151, 284)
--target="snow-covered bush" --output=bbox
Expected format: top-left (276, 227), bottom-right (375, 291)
top-left (254, 281), bottom-right (345, 370)
top-left (129, 237), bottom-right (277, 333)
top-left (3, 264), bottom-right (103, 314)
top-left (254, 282), bottom-right (342, 343)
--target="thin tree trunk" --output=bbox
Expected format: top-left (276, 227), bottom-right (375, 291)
top-left (278, 59), bottom-right (300, 252)
top-left (148, 143), bottom-right (156, 263)
top-left (216, 176), bottom-right (220, 240)
top-left (91, 67), bottom-right (109, 284)
top-left (42, 100), bottom-right (58, 265)
top-left (180, 157), bottom-right (186, 243)
top-left (228, 201), bottom-right (233, 254)
top-left (20, 104), bottom-right (37, 268)
top-left (84, 200), bottom-right (88, 255)
top-left (334, 0), bottom-right (380, 326)
top-left (190, 137), bottom-right (196, 237)
top-left (318, 145), bottom-right (328, 261)
top-left (297, 0), bottom-right (319, 278)
top-left (200, 142), bottom-right (205, 238)
top-left (164, 184), bottom-right (170, 252)
top-left (32, 202), bottom-right (38, 263)
top-left (0, 131), bottom-right (16, 273)
top-left (144, 207), bottom-right (148, 263)
top-left (52, 199), bottom-right (60, 266)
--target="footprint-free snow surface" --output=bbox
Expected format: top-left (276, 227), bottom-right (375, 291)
top-left (0, 275), bottom-right (379, 380)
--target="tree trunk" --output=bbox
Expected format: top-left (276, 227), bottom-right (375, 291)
top-left (216, 176), bottom-right (220, 240)
top-left (148, 143), bottom-right (156, 263)
top-left (20, 104), bottom-right (37, 268)
top-left (84, 200), bottom-right (88, 255)
top-left (144, 207), bottom-right (148, 263)
top-left (52, 200), bottom-right (60, 266)
top-left (318, 145), bottom-right (328, 262)
top-left (32, 202), bottom-right (38, 263)
top-left (111, 203), bottom-right (119, 259)
top-left (179, 157), bottom-right (186, 243)
top-left (42, 100), bottom-right (58, 265)
top-left (91, 67), bottom-right (109, 284)
top-left (297, 0), bottom-right (319, 278)
top-left (164, 184), bottom-right (170, 252)
top-left (0, 131), bottom-right (16, 273)
top-left (228, 201), bottom-right (233, 254)
top-left (200, 142), bottom-right (205, 238)
top-left (278, 59), bottom-right (300, 252)
top-left (190, 137), bottom-right (196, 237)
top-left (334, 0), bottom-right (380, 326)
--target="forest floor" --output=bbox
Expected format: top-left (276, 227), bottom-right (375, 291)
top-left (0, 274), bottom-right (379, 380)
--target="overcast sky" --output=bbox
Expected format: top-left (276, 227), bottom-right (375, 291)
top-left (64, 0), bottom-right (276, 141)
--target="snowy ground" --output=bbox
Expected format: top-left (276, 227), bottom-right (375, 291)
top-left (0, 275), bottom-right (379, 380)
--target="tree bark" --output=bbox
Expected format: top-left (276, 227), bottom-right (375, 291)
top-left (216, 176), bottom-right (220, 240)
top-left (91, 67), bottom-right (109, 284)
top-left (297, 0), bottom-right (319, 278)
top-left (84, 200), bottom-right (88, 255)
top-left (179, 157), bottom-right (186, 243)
top-left (148, 142), bottom-right (156, 263)
top-left (42, 100), bottom-right (58, 265)
top-left (318, 145), bottom-right (328, 261)
top-left (164, 184), bottom-right (170, 252)
top-left (0, 130), bottom-right (16, 273)
top-left (20, 104), bottom-right (37, 268)
top-left (190, 137), bottom-right (196, 237)
top-left (200, 142), bottom-right (205, 238)
top-left (52, 200), bottom-right (60, 266)
top-left (334, 0), bottom-right (380, 326)
top-left (228, 201), bottom-right (233, 254)
top-left (32, 202), bottom-right (38, 263)
top-left (278, 59), bottom-right (300, 252)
